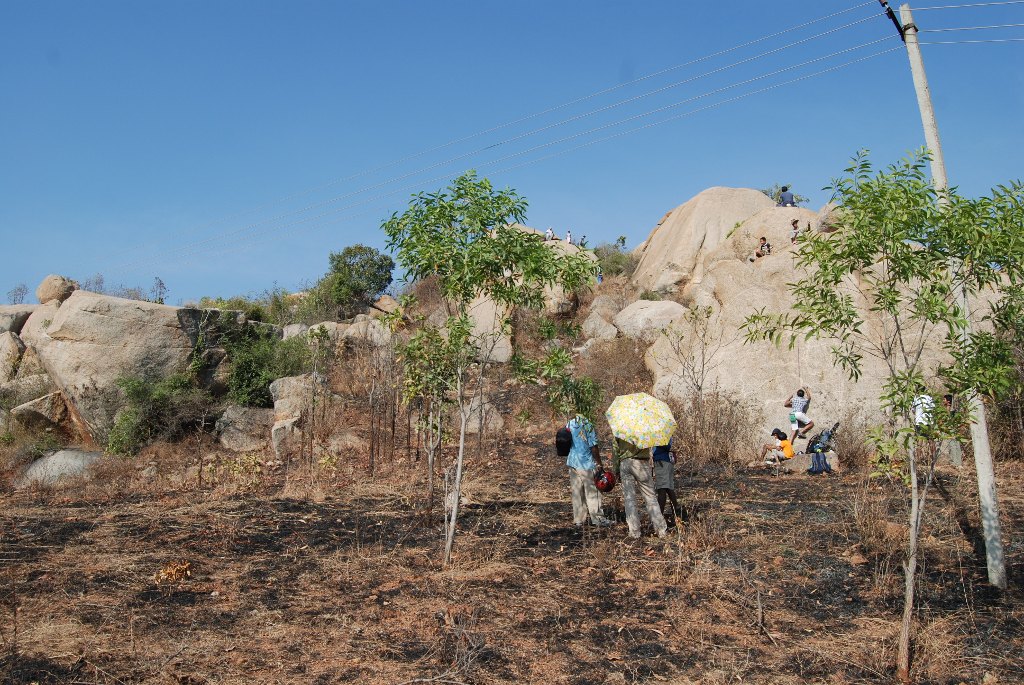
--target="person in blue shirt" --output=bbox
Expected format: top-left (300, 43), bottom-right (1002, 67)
top-left (778, 186), bottom-right (796, 206)
top-left (652, 441), bottom-right (688, 527)
top-left (565, 415), bottom-right (612, 528)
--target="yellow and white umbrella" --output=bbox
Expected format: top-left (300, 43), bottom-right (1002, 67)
top-left (604, 393), bottom-right (676, 449)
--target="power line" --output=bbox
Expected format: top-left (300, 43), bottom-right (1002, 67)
top-left (112, 32), bottom-right (893, 274)
top-left (104, 2), bottom-right (880, 263)
top-left (921, 22), bottom-right (1024, 30)
top-left (116, 45), bottom-right (899, 274)
top-left (914, 0), bottom-right (1024, 9)
top-left (919, 36), bottom-right (1024, 41)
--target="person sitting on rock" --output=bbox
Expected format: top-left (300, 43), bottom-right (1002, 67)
top-left (778, 186), bottom-right (796, 207)
top-left (545, 227), bottom-right (555, 241)
top-left (760, 428), bottom-right (794, 464)
top-left (756, 237), bottom-right (771, 257)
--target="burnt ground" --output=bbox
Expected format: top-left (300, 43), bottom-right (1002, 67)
top-left (1, 444), bottom-right (1022, 685)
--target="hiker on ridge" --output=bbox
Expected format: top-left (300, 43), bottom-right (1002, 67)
top-left (778, 186), bottom-right (796, 206)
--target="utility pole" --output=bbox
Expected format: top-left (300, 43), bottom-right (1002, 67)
top-left (893, 2), bottom-right (1007, 590)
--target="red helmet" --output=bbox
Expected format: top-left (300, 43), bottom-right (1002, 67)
top-left (594, 469), bottom-right (617, 492)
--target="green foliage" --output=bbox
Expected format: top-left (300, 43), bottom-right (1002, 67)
top-left (107, 374), bottom-right (213, 455)
top-left (384, 171), bottom-right (597, 314)
top-left (226, 332), bottom-right (311, 408)
top-left (327, 244), bottom-right (395, 318)
top-left (743, 149), bottom-right (1024, 472)
top-left (197, 295), bottom-right (267, 322)
top-left (760, 183), bottom-right (808, 205)
top-left (593, 240), bottom-right (637, 277)
top-left (511, 348), bottom-right (602, 422)
top-left (639, 290), bottom-right (662, 301)
top-left (384, 171), bottom-right (599, 564)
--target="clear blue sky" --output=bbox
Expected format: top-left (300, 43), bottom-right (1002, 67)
top-left (3, 1), bottom-right (1022, 304)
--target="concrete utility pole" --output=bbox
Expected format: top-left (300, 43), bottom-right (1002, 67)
top-left (898, 3), bottom-right (1007, 590)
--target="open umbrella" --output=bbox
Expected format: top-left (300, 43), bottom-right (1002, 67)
top-left (604, 392), bottom-right (676, 449)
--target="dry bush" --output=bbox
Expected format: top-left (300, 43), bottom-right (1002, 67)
top-left (832, 407), bottom-right (876, 474)
top-left (666, 389), bottom-right (763, 472)
top-left (403, 275), bottom-right (446, 318)
top-left (577, 337), bottom-right (652, 407)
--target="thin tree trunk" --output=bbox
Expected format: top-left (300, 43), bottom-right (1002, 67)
top-left (897, 439), bottom-right (919, 684)
top-left (444, 405), bottom-right (469, 567)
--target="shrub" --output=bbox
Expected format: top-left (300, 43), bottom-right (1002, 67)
top-left (197, 295), bottom-right (267, 322)
top-left (593, 240), bottom-right (637, 278)
top-left (666, 389), bottom-right (762, 471)
top-left (107, 374), bottom-right (213, 455)
top-left (577, 338), bottom-right (652, 408)
top-left (226, 331), bottom-right (312, 408)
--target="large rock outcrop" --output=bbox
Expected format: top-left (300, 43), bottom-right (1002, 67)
top-left (631, 187), bottom-right (776, 293)
top-left (0, 305), bottom-right (38, 334)
top-left (19, 290), bottom-right (209, 441)
top-left (642, 232), bottom-right (948, 437)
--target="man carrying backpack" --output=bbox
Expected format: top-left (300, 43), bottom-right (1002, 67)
top-left (559, 415), bottom-right (612, 528)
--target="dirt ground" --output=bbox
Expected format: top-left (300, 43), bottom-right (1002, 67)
top-left (1, 439), bottom-right (1022, 685)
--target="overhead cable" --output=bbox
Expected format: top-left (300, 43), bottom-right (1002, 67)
top-left (112, 34), bottom-right (893, 273)
top-left (921, 22), bottom-right (1024, 30)
top-left (105, 2), bottom-right (880, 262)
top-left (914, 0), bottom-right (1024, 9)
top-left (115, 45), bottom-right (899, 273)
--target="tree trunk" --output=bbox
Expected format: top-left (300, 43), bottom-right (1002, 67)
top-left (897, 441), bottom-right (919, 684)
top-left (444, 406), bottom-right (469, 567)
top-left (968, 397), bottom-right (1007, 589)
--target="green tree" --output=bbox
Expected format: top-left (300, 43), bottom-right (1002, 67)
top-left (593, 239), bottom-right (638, 278)
top-left (327, 244), bottom-right (394, 318)
top-left (384, 171), bottom-right (596, 566)
top-left (743, 150), bottom-right (1024, 680)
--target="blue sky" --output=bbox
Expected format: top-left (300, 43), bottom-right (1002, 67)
top-left (2, 1), bottom-right (1022, 304)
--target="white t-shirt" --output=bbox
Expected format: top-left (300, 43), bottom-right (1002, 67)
top-left (913, 395), bottom-right (935, 426)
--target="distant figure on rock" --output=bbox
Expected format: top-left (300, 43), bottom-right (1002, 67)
top-left (545, 227), bottom-right (555, 241)
top-left (563, 415), bottom-right (612, 529)
top-left (749, 236), bottom-right (772, 262)
top-left (565, 230), bottom-right (573, 245)
top-left (760, 428), bottom-right (794, 464)
top-left (778, 186), bottom-right (796, 207)
top-left (789, 219), bottom-right (801, 245)
top-left (614, 438), bottom-right (668, 540)
top-left (785, 386), bottom-right (814, 442)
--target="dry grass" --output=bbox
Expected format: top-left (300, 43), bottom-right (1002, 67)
top-left (1, 433), bottom-right (1021, 684)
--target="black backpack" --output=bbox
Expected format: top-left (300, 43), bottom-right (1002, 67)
top-left (807, 422), bottom-right (840, 454)
top-left (555, 426), bottom-right (573, 457)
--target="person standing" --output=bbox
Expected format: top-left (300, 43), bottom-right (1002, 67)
top-left (565, 415), bottom-right (612, 528)
top-left (614, 438), bottom-right (668, 539)
top-left (565, 229), bottom-right (573, 245)
top-left (652, 441), bottom-right (687, 527)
